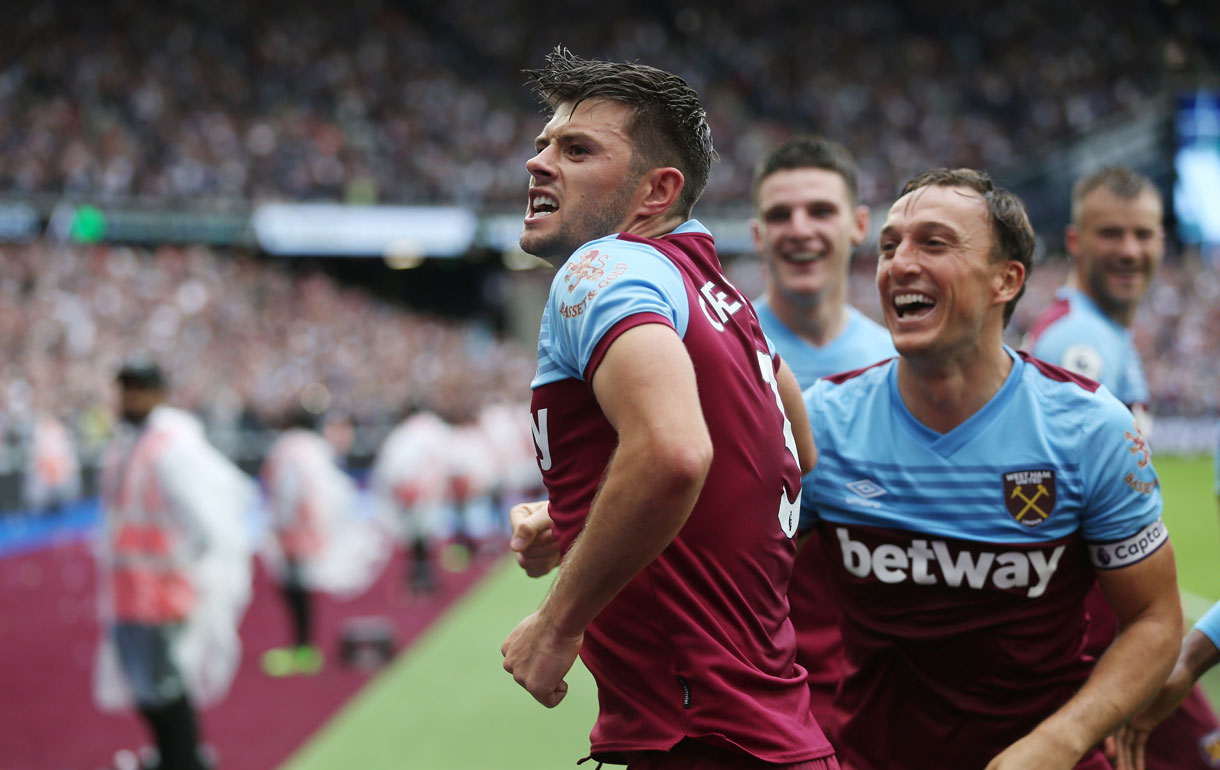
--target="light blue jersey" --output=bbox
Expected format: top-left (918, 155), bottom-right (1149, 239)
top-left (1198, 601), bottom-right (1220, 649)
top-left (1028, 287), bottom-right (1150, 407)
top-left (796, 347), bottom-right (1168, 767)
top-left (755, 301), bottom-right (896, 390)
top-left (801, 347), bottom-right (1163, 564)
top-left (532, 223), bottom-right (701, 389)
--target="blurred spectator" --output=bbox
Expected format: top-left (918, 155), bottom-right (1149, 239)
top-left (258, 408), bottom-right (389, 677)
top-left (0, 239), bottom-right (535, 474)
top-left (21, 410), bottom-right (81, 513)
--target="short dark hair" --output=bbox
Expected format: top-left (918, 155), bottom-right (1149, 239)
top-left (1071, 166), bottom-right (1161, 225)
top-left (116, 358), bottom-right (166, 391)
top-left (900, 168), bottom-right (1035, 325)
top-left (752, 136), bottom-right (860, 207)
top-left (525, 46), bottom-right (715, 218)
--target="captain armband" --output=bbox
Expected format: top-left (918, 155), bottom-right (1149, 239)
top-left (1087, 517), bottom-right (1168, 570)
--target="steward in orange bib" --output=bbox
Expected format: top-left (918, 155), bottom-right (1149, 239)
top-left (93, 361), bottom-right (256, 770)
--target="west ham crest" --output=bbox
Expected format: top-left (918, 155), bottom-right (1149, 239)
top-left (1003, 469), bottom-right (1056, 528)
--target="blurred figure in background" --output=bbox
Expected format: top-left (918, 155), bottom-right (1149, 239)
top-left (1027, 166), bottom-right (1220, 769)
top-left (258, 407), bottom-right (390, 676)
top-left (749, 136), bottom-right (896, 737)
top-left (369, 405), bottom-right (451, 594)
top-left (477, 399), bottom-right (544, 518)
top-left (1027, 166), bottom-right (1162, 435)
top-left (443, 410), bottom-right (500, 566)
top-left (21, 411), bottom-right (81, 515)
top-left (93, 361), bottom-right (256, 770)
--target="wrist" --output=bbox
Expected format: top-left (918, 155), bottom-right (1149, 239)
top-left (1029, 718), bottom-right (1092, 760)
top-left (537, 591), bottom-right (590, 641)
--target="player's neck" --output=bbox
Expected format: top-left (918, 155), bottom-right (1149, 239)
top-left (770, 290), bottom-right (849, 348)
top-left (895, 343), bottom-right (1013, 434)
top-left (619, 211), bottom-right (687, 241)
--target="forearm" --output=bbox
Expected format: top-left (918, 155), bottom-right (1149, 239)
top-left (1177, 625), bottom-right (1220, 687)
top-left (538, 437), bottom-right (710, 637)
top-left (1029, 607), bottom-right (1180, 756)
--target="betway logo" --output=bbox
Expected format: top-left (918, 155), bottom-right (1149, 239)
top-left (836, 527), bottom-right (1064, 599)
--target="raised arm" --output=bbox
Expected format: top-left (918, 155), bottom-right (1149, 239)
top-left (501, 322), bottom-right (712, 706)
top-left (986, 544), bottom-right (1182, 770)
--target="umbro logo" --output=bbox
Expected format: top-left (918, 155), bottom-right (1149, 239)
top-left (846, 479), bottom-right (887, 498)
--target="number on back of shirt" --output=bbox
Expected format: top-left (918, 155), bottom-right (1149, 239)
top-left (756, 351), bottom-right (801, 538)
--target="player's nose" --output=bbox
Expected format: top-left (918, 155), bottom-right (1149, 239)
top-left (526, 145), bottom-right (557, 181)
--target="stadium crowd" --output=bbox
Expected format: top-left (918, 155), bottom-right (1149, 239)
top-left (0, 240), bottom-right (535, 478)
top-left (2, 0), bottom-right (1216, 210)
top-left (0, 234), bottom-right (1214, 494)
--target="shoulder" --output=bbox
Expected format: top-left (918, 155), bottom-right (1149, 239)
top-left (148, 407), bottom-right (206, 445)
top-left (1016, 351), bottom-right (1134, 439)
top-left (1028, 295), bottom-right (1122, 354)
top-left (804, 357), bottom-right (892, 414)
top-left (1018, 351), bottom-right (1102, 395)
top-left (552, 235), bottom-right (683, 302)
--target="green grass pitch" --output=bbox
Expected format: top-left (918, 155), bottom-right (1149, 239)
top-left (279, 455), bottom-right (1220, 770)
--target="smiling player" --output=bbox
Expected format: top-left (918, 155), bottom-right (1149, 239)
top-left (1027, 166), bottom-right (1220, 770)
top-left (800, 168), bottom-right (1182, 770)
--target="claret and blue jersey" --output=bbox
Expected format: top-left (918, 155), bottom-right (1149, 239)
top-left (528, 221), bottom-right (830, 764)
top-left (1027, 287), bottom-right (1150, 408)
top-left (798, 347), bottom-right (1166, 768)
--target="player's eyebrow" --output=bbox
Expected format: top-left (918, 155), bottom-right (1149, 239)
top-left (536, 126), bottom-right (606, 151)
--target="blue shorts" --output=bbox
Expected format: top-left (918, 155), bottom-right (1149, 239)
top-left (113, 622), bottom-right (187, 708)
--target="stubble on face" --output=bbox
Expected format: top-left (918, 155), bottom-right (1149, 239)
top-left (520, 99), bottom-right (646, 262)
top-left (1074, 189), bottom-right (1163, 321)
top-left (521, 174), bottom-right (640, 262)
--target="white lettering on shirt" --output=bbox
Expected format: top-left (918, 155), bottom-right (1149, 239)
top-left (697, 281), bottom-right (742, 332)
top-left (530, 408), bottom-right (552, 472)
top-left (835, 527), bottom-right (1066, 599)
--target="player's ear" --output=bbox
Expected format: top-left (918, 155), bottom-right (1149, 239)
top-left (851, 204), bottom-right (870, 246)
top-left (749, 217), bottom-right (764, 253)
top-left (1064, 224), bottom-right (1080, 258)
top-left (994, 259), bottom-right (1026, 307)
top-left (636, 167), bottom-right (685, 217)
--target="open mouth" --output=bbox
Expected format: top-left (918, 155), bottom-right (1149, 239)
top-left (782, 251), bottom-right (824, 265)
top-left (893, 292), bottom-right (936, 320)
top-left (529, 193), bottom-right (559, 219)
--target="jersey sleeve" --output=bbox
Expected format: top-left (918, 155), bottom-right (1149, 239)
top-left (1077, 390), bottom-right (1166, 569)
top-left (1196, 601), bottom-right (1220, 649)
top-left (1031, 318), bottom-right (1121, 393)
top-left (540, 238), bottom-right (689, 384)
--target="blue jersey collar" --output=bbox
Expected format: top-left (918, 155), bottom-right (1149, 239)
top-left (888, 345), bottom-right (1024, 457)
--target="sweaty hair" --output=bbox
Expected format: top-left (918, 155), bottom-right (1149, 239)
top-left (900, 168), bottom-right (1035, 325)
top-left (524, 46), bottom-right (715, 219)
top-left (1070, 166), bottom-right (1161, 225)
top-left (752, 136), bottom-right (860, 207)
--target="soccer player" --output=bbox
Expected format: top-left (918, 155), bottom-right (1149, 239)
top-left (1114, 601), bottom-right (1220, 770)
top-left (501, 48), bottom-right (837, 768)
top-left (1027, 166), bottom-right (1162, 434)
top-left (750, 136), bottom-right (896, 735)
top-left (800, 168), bottom-right (1182, 769)
top-left (1028, 166), bottom-right (1220, 768)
